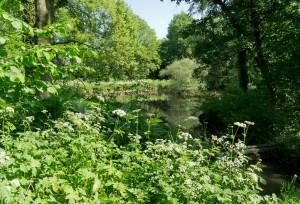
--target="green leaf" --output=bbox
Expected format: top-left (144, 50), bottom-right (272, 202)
top-left (23, 87), bottom-right (36, 94)
top-left (0, 49), bottom-right (7, 57)
top-left (75, 56), bottom-right (82, 64)
top-left (43, 52), bottom-right (51, 61)
top-left (12, 20), bottom-right (22, 30)
top-left (2, 13), bottom-right (9, 20)
top-left (10, 66), bottom-right (24, 83)
top-left (47, 86), bottom-right (57, 94)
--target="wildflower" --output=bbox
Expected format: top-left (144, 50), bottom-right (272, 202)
top-left (189, 161), bottom-right (196, 167)
top-left (41, 109), bottom-right (48, 114)
top-left (178, 132), bottom-right (193, 141)
top-left (217, 137), bottom-right (224, 143)
top-left (179, 165), bottom-right (187, 172)
top-left (235, 142), bottom-right (246, 150)
top-left (245, 121), bottom-right (255, 125)
top-left (175, 148), bottom-right (182, 153)
top-left (5, 107), bottom-right (14, 113)
top-left (211, 135), bottom-right (218, 141)
top-left (185, 179), bottom-right (193, 185)
top-left (62, 122), bottom-right (70, 127)
top-left (11, 179), bottom-right (20, 187)
top-left (26, 116), bottom-right (35, 123)
top-left (112, 109), bottom-right (126, 117)
top-left (166, 165), bottom-right (173, 170)
top-left (234, 122), bottom-right (247, 128)
top-left (0, 150), bottom-right (10, 165)
top-left (96, 95), bottom-right (105, 102)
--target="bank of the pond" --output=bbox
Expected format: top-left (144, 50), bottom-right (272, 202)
top-left (60, 79), bottom-right (217, 98)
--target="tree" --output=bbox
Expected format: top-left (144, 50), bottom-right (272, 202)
top-left (0, 1), bottom-right (93, 102)
top-left (58, 0), bottom-right (161, 80)
top-left (162, 0), bottom-right (298, 101)
top-left (159, 12), bottom-right (194, 69)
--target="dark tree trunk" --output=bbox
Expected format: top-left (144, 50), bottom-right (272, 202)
top-left (217, 0), bottom-right (249, 92)
top-left (237, 49), bottom-right (248, 92)
top-left (251, 11), bottom-right (278, 102)
top-left (35, 0), bottom-right (55, 98)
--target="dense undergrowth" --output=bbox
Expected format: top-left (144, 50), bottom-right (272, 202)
top-left (0, 93), bottom-right (299, 203)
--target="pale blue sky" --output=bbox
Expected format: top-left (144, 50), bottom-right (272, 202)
top-left (124, 0), bottom-right (190, 39)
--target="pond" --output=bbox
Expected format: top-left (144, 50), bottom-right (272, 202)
top-left (113, 92), bottom-right (295, 196)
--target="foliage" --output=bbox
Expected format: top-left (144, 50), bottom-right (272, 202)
top-left (162, 0), bottom-right (300, 164)
top-left (0, 102), bottom-right (281, 203)
top-left (57, 0), bottom-right (161, 80)
top-left (61, 79), bottom-right (171, 97)
top-left (280, 175), bottom-right (300, 204)
top-left (159, 12), bottom-right (194, 69)
top-left (0, 8), bottom-right (94, 103)
top-left (160, 58), bottom-right (202, 92)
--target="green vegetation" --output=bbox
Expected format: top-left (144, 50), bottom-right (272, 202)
top-left (62, 79), bottom-right (171, 97)
top-left (160, 58), bottom-right (203, 92)
top-left (0, 101), bottom-right (279, 203)
top-left (0, 0), bottom-right (299, 202)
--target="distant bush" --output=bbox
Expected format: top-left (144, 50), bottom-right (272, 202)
top-left (159, 58), bottom-right (202, 92)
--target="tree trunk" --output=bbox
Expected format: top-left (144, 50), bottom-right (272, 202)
top-left (237, 49), bottom-right (248, 92)
top-left (217, 0), bottom-right (249, 92)
top-left (35, 0), bottom-right (54, 98)
top-left (252, 13), bottom-right (278, 102)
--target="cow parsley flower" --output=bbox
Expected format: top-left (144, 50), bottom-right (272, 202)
top-left (5, 107), bottom-right (14, 113)
top-left (234, 122), bottom-right (247, 128)
top-left (0, 150), bottom-right (10, 165)
top-left (245, 121), bottom-right (255, 125)
top-left (41, 109), bottom-right (48, 114)
top-left (112, 109), bottom-right (126, 117)
top-left (11, 179), bottom-right (20, 187)
top-left (178, 132), bottom-right (193, 141)
top-left (26, 116), bottom-right (35, 123)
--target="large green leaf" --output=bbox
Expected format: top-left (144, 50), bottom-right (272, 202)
top-left (12, 20), bottom-right (22, 30)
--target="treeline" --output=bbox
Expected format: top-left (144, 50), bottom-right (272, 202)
top-left (160, 0), bottom-right (299, 161)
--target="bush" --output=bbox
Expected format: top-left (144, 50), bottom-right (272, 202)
top-left (159, 58), bottom-right (201, 92)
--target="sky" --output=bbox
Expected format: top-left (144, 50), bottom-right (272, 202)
top-left (123, 0), bottom-right (190, 39)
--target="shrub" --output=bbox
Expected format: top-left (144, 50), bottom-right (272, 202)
top-left (159, 58), bottom-right (201, 92)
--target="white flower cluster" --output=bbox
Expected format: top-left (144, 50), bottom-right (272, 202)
top-left (6, 107), bottom-right (14, 113)
top-left (128, 133), bottom-right (142, 144)
top-left (235, 141), bottom-right (247, 150)
top-left (25, 116), bottom-right (35, 123)
top-left (0, 107), bottom-right (14, 114)
top-left (234, 121), bottom-right (255, 128)
top-left (178, 132), bottom-right (193, 141)
top-left (0, 150), bottom-right (10, 165)
top-left (57, 121), bottom-right (74, 132)
top-left (212, 135), bottom-right (228, 144)
top-left (5, 179), bottom-right (21, 192)
top-left (112, 109), bottom-right (126, 117)
top-left (41, 109), bottom-right (48, 114)
top-left (234, 122), bottom-right (247, 128)
top-left (96, 95), bottom-right (105, 102)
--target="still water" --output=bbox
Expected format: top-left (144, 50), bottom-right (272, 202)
top-left (114, 93), bottom-right (294, 195)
